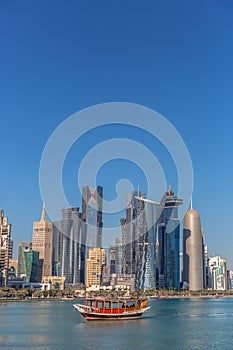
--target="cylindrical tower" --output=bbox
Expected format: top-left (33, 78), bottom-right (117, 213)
top-left (183, 209), bottom-right (204, 291)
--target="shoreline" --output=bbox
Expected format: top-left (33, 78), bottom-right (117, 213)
top-left (1, 295), bottom-right (233, 303)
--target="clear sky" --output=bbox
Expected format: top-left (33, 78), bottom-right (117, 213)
top-left (1, 1), bottom-right (233, 266)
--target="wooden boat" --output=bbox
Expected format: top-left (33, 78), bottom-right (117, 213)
top-left (73, 297), bottom-right (151, 321)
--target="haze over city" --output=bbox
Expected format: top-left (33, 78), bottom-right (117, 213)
top-left (1, 0), bottom-right (233, 268)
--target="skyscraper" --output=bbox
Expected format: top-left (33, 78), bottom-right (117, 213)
top-left (59, 207), bottom-right (82, 285)
top-left (81, 186), bottom-right (103, 285)
top-left (183, 207), bottom-right (204, 291)
top-left (120, 192), bottom-right (159, 290)
top-left (115, 237), bottom-right (122, 275)
top-left (82, 186), bottom-right (103, 249)
top-left (158, 186), bottom-right (183, 291)
top-left (0, 210), bottom-right (13, 286)
top-left (32, 205), bottom-right (53, 282)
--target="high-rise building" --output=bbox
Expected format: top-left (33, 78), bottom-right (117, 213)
top-left (115, 237), bottom-right (122, 275)
top-left (32, 205), bottom-right (53, 282)
top-left (120, 191), bottom-right (143, 276)
top-left (120, 192), bottom-right (159, 291)
top-left (158, 186), bottom-right (183, 291)
top-left (0, 210), bottom-right (13, 286)
top-left (17, 242), bottom-right (39, 282)
top-left (209, 256), bottom-right (227, 290)
top-left (24, 250), bottom-right (39, 283)
top-left (60, 207), bottom-right (82, 285)
top-left (18, 242), bottom-right (32, 277)
top-left (81, 186), bottom-right (103, 285)
top-left (134, 196), bottom-right (158, 290)
top-left (52, 222), bottom-right (62, 277)
top-left (109, 245), bottom-right (116, 274)
top-left (85, 247), bottom-right (106, 287)
top-left (183, 208), bottom-right (204, 291)
top-left (82, 186), bottom-right (103, 249)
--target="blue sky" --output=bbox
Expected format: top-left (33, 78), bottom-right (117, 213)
top-left (1, 1), bottom-right (233, 266)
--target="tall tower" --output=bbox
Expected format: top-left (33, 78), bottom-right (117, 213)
top-left (0, 210), bottom-right (13, 286)
top-left (158, 186), bottom-right (183, 291)
top-left (82, 186), bottom-right (103, 249)
top-left (85, 247), bottom-right (106, 287)
top-left (60, 207), bottom-right (82, 285)
top-left (81, 186), bottom-right (103, 285)
top-left (32, 205), bottom-right (53, 282)
top-left (183, 208), bottom-right (204, 291)
top-left (120, 192), bottom-right (159, 291)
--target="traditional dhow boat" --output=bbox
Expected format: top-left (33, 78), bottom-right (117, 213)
top-left (73, 297), bottom-right (151, 321)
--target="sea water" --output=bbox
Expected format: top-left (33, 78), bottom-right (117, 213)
top-left (0, 298), bottom-right (233, 350)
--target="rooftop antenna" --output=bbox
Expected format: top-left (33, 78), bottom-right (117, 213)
top-left (190, 197), bottom-right (193, 210)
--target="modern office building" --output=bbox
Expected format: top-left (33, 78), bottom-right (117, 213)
top-left (24, 250), bottom-right (39, 283)
top-left (209, 256), bottom-right (227, 290)
top-left (52, 221), bottom-right (62, 277)
top-left (120, 191), bottom-right (144, 277)
top-left (82, 186), bottom-right (103, 249)
top-left (85, 247), bottom-right (106, 287)
top-left (59, 207), bottom-right (82, 285)
top-left (115, 237), bottom-right (122, 275)
top-left (228, 270), bottom-right (233, 290)
top-left (18, 242), bottom-right (39, 282)
top-left (81, 186), bottom-right (103, 285)
top-left (120, 192), bottom-right (159, 290)
top-left (109, 245), bottom-right (116, 274)
top-left (183, 207), bottom-right (204, 291)
top-left (18, 242), bottom-right (32, 277)
top-left (32, 205), bottom-right (53, 282)
top-left (158, 186), bottom-right (183, 290)
top-left (0, 210), bottom-right (13, 286)
top-left (135, 196), bottom-right (158, 290)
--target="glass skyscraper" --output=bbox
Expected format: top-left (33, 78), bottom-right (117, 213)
top-left (60, 207), bottom-right (82, 285)
top-left (158, 186), bottom-right (183, 291)
top-left (81, 186), bottom-right (103, 285)
top-left (121, 192), bottom-right (159, 291)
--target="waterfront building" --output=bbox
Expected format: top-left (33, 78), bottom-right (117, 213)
top-left (32, 205), bottom-right (53, 282)
top-left (158, 186), bottom-right (183, 291)
top-left (18, 242), bottom-right (32, 277)
top-left (85, 247), bottom-right (106, 287)
top-left (52, 221), bottom-right (62, 277)
top-left (209, 256), bottom-right (227, 290)
top-left (120, 192), bottom-right (159, 291)
top-left (227, 270), bottom-right (233, 290)
top-left (0, 210), bottom-right (13, 286)
top-left (109, 245), bottom-right (116, 274)
top-left (82, 186), bottom-right (103, 249)
top-left (183, 207), bottom-right (204, 291)
top-left (9, 259), bottom-right (18, 277)
top-left (204, 244), bottom-right (211, 289)
top-left (120, 218), bottom-right (127, 274)
top-left (59, 207), bottom-right (82, 285)
top-left (135, 196), bottom-right (158, 290)
top-left (42, 276), bottom-right (66, 290)
top-left (115, 237), bottom-right (122, 275)
top-left (24, 250), bottom-right (39, 282)
top-left (81, 186), bottom-right (103, 285)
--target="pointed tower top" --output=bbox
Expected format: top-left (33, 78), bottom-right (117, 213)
top-left (190, 197), bottom-right (193, 210)
top-left (40, 203), bottom-right (46, 222)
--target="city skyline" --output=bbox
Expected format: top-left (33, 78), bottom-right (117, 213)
top-left (1, 1), bottom-right (233, 269)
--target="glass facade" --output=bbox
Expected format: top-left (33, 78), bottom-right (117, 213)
top-left (158, 187), bottom-right (182, 291)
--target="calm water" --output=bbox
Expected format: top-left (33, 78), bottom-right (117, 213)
top-left (1, 298), bottom-right (233, 349)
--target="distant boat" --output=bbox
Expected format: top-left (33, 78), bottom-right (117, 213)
top-left (73, 297), bottom-right (151, 321)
